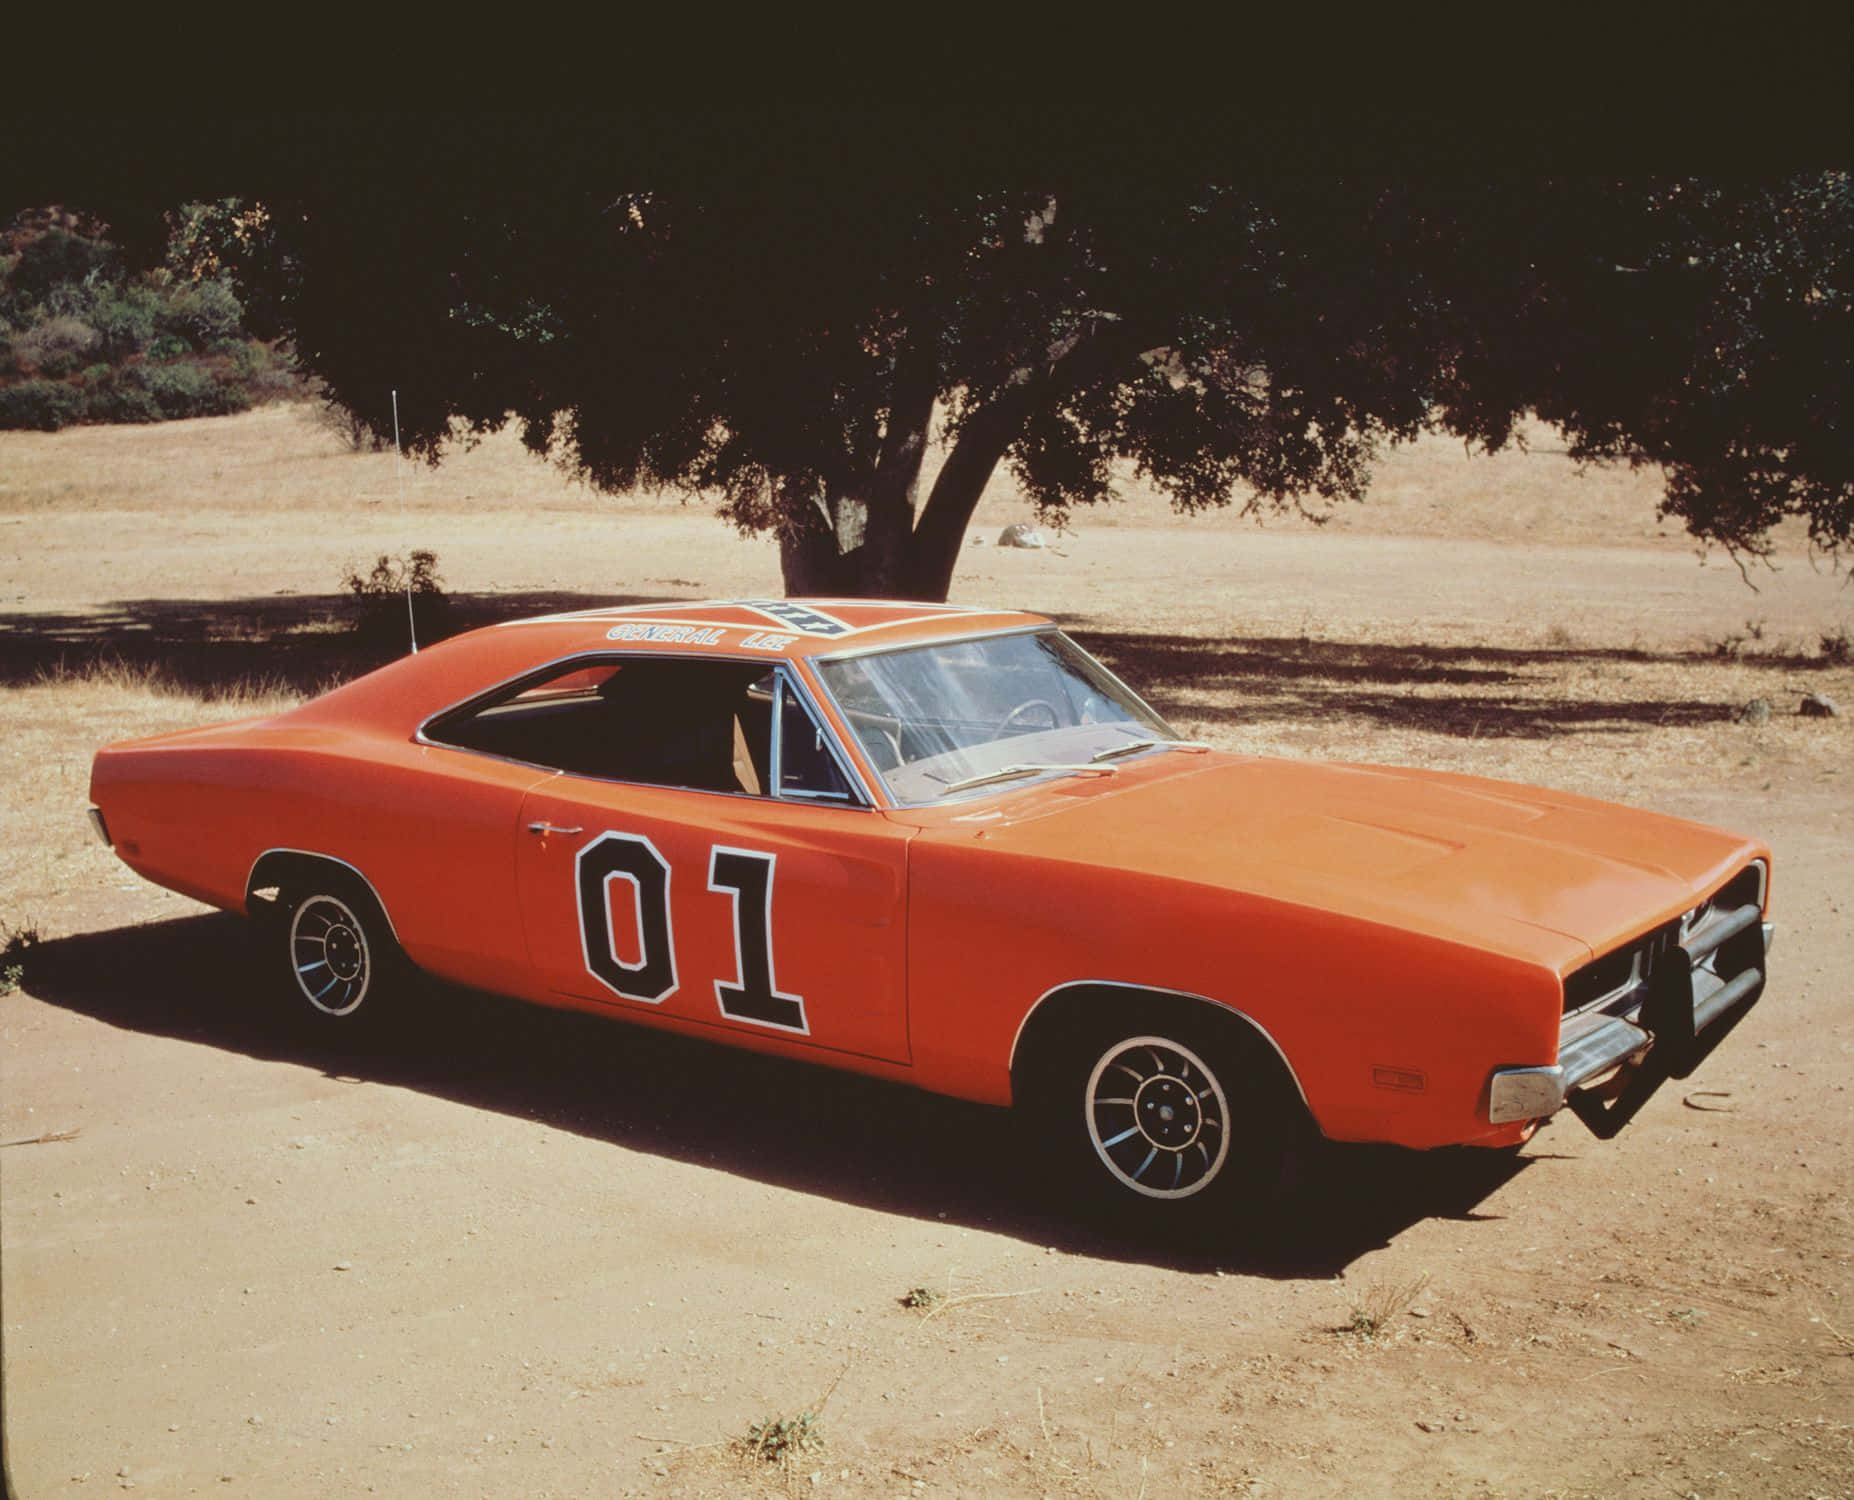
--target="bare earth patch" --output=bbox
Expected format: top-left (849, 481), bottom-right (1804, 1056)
top-left (3, 408), bottom-right (1850, 1497)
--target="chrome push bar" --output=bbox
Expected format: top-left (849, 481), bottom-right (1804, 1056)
top-left (1488, 905), bottom-right (1773, 1138)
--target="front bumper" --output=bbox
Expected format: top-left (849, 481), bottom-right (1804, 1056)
top-left (1488, 908), bottom-right (1773, 1138)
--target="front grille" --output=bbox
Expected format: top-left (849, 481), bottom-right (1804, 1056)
top-left (1563, 861), bottom-right (1766, 1019)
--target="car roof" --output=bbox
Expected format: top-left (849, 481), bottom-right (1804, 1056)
top-left (492, 598), bottom-right (1050, 659)
top-left (284, 598), bottom-right (1054, 733)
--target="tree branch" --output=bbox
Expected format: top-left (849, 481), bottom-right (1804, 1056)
top-left (909, 317), bottom-right (1143, 598)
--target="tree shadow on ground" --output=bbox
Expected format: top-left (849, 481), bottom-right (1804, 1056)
top-left (3, 593), bottom-right (1816, 737)
top-left (1063, 624), bottom-right (1809, 739)
top-left (0, 590), bottom-right (672, 695)
top-left (20, 913), bottom-right (1548, 1279)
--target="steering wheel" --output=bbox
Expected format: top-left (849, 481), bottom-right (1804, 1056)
top-left (994, 698), bottom-right (1061, 736)
top-left (856, 721), bottom-right (904, 772)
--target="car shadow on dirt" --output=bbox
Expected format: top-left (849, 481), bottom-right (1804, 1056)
top-left (21, 912), bottom-right (1544, 1278)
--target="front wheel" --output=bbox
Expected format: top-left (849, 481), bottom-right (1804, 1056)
top-left (1085, 1034), bottom-right (1234, 1200)
top-left (1027, 1007), bottom-right (1302, 1234)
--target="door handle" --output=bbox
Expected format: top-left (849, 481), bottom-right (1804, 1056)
top-left (526, 822), bottom-right (585, 836)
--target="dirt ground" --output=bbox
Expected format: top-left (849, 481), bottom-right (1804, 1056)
top-left (2, 406), bottom-right (1851, 1498)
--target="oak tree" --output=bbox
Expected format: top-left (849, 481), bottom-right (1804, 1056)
top-left (173, 169), bottom-right (1854, 599)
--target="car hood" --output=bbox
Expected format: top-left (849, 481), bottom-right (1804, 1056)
top-left (904, 754), bottom-right (1764, 971)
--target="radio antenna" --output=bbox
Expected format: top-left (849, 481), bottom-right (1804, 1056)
top-left (392, 389), bottom-right (418, 653)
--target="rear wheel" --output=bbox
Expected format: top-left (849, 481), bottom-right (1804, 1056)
top-left (269, 873), bottom-right (406, 1038)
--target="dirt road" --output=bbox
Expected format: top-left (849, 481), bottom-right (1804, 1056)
top-left (3, 410), bottom-right (1850, 1497)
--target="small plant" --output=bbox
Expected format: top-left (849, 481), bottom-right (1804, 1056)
top-left (900, 1285), bottom-right (943, 1311)
top-left (1338, 1273), bottom-right (1430, 1341)
top-left (341, 549), bottom-right (452, 645)
top-left (741, 1408), bottom-right (823, 1463)
top-left (739, 1362), bottom-right (848, 1467)
top-left (1821, 624), bottom-right (1852, 665)
top-left (1, 920), bottom-right (42, 996)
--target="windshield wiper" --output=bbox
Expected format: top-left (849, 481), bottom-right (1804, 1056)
top-left (941, 762), bottom-right (1119, 795)
top-left (1090, 737), bottom-right (1211, 763)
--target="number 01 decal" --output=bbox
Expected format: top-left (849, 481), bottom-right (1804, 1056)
top-left (708, 847), bottom-right (806, 1033)
top-left (576, 833), bottom-right (677, 1003)
top-left (574, 832), bottom-right (807, 1035)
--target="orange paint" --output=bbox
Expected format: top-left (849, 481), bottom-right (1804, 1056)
top-left (91, 600), bottom-right (1771, 1152)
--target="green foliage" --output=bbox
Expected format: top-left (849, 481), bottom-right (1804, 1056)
top-left (742, 1409), bottom-right (823, 1463)
top-left (76, 279), bottom-right (161, 360)
top-left (0, 920), bottom-right (41, 996)
top-left (199, 163), bottom-right (1850, 598)
top-left (156, 275), bottom-right (244, 347)
top-left (81, 367), bottom-right (162, 423)
top-left (899, 1286), bottom-right (943, 1310)
top-left (15, 313), bottom-right (101, 376)
top-left (7, 224), bottom-right (114, 303)
top-left (0, 377), bottom-right (85, 429)
top-left (0, 204), bottom-right (300, 431)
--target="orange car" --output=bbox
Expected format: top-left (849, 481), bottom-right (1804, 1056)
top-left (89, 599), bottom-right (1773, 1227)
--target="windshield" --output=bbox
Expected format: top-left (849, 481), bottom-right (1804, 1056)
top-left (814, 629), bottom-right (1182, 805)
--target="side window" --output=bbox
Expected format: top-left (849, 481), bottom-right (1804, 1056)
top-left (429, 656), bottom-right (773, 794)
top-left (427, 655), bottom-right (859, 805)
top-left (778, 684), bottom-right (854, 802)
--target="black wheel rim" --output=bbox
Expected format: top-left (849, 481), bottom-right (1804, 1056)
top-left (289, 894), bottom-right (372, 1017)
top-left (1085, 1035), bottom-right (1231, 1199)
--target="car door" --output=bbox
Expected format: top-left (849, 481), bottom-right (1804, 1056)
top-left (512, 657), bottom-right (913, 1065)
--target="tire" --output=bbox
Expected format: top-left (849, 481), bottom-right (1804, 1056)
top-left (1026, 1003), bottom-right (1301, 1235)
top-left (269, 872), bottom-right (407, 1039)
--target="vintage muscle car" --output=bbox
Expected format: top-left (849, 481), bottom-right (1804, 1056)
top-left (89, 599), bottom-right (1774, 1227)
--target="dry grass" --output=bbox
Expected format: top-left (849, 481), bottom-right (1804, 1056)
top-left (30, 655), bottom-right (302, 709)
top-left (0, 665), bottom-right (300, 935)
top-left (1337, 1273), bottom-right (1432, 1342)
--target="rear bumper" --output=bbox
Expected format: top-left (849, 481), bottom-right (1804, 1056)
top-left (1488, 914), bottom-right (1773, 1136)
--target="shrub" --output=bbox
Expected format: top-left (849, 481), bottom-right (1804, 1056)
top-left (156, 276), bottom-right (245, 346)
top-left (342, 549), bottom-right (453, 645)
top-left (142, 360), bottom-right (250, 419)
top-left (15, 313), bottom-right (102, 376)
top-left (83, 282), bottom-right (162, 359)
top-left (0, 920), bottom-right (40, 996)
top-left (0, 378), bottom-right (85, 429)
top-left (9, 227), bottom-right (114, 301)
top-left (245, 362), bottom-right (306, 401)
top-left (0, 203), bottom-right (302, 430)
top-left (80, 368), bottom-right (163, 424)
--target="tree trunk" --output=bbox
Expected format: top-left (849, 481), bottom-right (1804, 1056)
top-left (908, 319), bottom-right (1146, 601)
top-left (905, 395), bottom-right (1028, 601)
top-left (777, 506), bottom-right (859, 596)
top-left (777, 331), bottom-right (939, 599)
top-left (777, 318), bottom-right (1142, 602)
